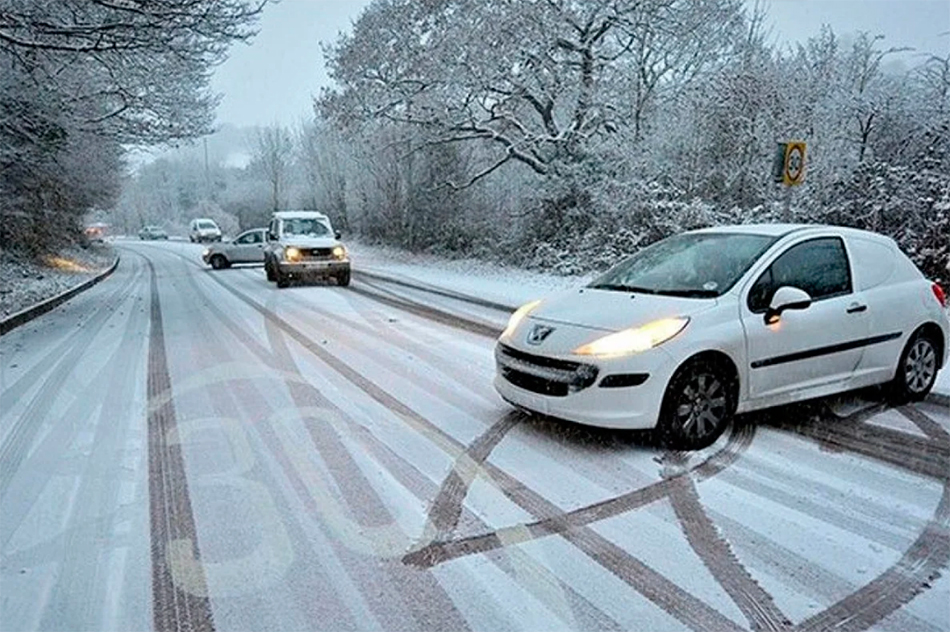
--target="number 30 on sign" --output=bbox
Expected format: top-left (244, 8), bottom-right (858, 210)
top-left (772, 141), bottom-right (806, 186)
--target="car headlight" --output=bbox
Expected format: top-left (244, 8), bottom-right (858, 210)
top-left (573, 317), bottom-right (689, 357)
top-left (501, 300), bottom-right (542, 339)
top-left (332, 245), bottom-right (346, 260)
top-left (285, 247), bottom-right (301, 262)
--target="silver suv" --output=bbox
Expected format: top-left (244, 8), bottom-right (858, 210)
top-left (263, 211), bottom-right (350, 288)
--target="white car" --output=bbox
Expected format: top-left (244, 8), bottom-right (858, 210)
top-left (201, 228), bottom-right (267, 269)
top-left (495, 224), bottom-right (948, 449)
top-left (189, 218), bottom-right (222, 243)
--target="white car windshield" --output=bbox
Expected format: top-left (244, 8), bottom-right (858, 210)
top-left (198, 221), bottom-right (217, 230)
top-left (590, 232), bottom-right (777, 297)
top-left (282, 218), bottom-right (330, 237)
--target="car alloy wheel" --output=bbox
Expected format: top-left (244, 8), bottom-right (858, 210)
top-left (210, 254), bottom-right (228, 270)
top-left (905, 338), bottom-right (937, 394)
top-left (658, 357), bottom-right (735, 450)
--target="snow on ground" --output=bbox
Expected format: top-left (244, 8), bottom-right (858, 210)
top-left (350, 241), bottom-right (596, 308)
top-left (936, 366), bottom-right (950, 397)
top-left (0, 242), bottom-right (116, 318)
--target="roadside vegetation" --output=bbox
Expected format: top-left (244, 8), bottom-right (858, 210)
top-left (8, 1), bottom-right (948, 288)
top-left (0, 0), bottom-right (264, 256)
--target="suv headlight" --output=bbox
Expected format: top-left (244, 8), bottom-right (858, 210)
top-left (285, 247), bottom-right (301, 262)
top-left (332, 245), bottom-right (347, 260)
top-left (573, 317), bottom-right (689, 357)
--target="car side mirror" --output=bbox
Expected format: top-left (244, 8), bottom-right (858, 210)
top-left (334, 231), bottom-right (341, 240)
top-left (765, 286), bottom-right (812, 324)
top-left (267, 232), bottom-right (276, 241)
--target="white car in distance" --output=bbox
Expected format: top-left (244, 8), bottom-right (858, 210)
top-left (189, 218), bottom-right (222, 243)
top-left (202, 228), bottom-right (267, 269)
top-left (495, 224), bottom-right (948, 449)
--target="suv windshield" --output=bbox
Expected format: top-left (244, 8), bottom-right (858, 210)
top-left (282, 218), bottom-right (330, 237)
top-left (589, 232), bottom-right (777, 297)
top-left (198, 221), bottom-right (217, 230)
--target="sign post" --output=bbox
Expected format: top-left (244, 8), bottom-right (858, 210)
top-left (773, 141), bottom-right (806, 220)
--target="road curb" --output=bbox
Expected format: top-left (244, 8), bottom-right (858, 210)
top-left (0, 255), bottom-right (120, 336)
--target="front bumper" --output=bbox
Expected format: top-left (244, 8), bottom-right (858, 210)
top-left (493, 342), bottom-right (676, 429)
top-left (277, 259), bottom-right (350, 278)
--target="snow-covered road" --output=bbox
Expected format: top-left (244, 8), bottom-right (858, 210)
top-left (1, 240), bottom-right (948, 632)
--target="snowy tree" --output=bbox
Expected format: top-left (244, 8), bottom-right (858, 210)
top-left (252, 125), bottom-right (294, 212)
top-left (320, 0), bottom-right (746, 187)
top-left (1, 0), bottom-right (265, 252)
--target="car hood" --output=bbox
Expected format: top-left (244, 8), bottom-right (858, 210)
top-left (281, 237), bottom-right (341, 248)
top-left (527, 288), bottom-right (718, 333)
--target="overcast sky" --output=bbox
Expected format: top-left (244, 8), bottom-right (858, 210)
top-left (209, 0), bottom-right (950, 129)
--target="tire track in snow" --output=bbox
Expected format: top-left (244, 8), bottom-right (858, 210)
top-left (0, 258), bottom-right (143, 503)
top-left (145, 258), bottom-right (216, 632)
top-left (192, 256), bottom-right (743, 631)
top-left (790, 406), bottom-right (950, 632)
top-left (405, 416), bottom-right (755, 632)
top-left (406, 419), bottom-right (753, 568)
top-left (665, 456), bottom-right (792, 632)
top-left (762, 400), bottom-right (948, 481)
top-left (176, 264), bottom-right (627, 631)
top-left (167, 254), bottom-right (473, 632)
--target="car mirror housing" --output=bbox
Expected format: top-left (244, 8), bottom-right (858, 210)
top-left (335, 231), bottom-right (342, 240)
top-left (765, 286), bottom-right (812, 324)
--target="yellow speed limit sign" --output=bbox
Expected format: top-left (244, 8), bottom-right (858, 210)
top-left (782, 141), bottom-right (806, 186)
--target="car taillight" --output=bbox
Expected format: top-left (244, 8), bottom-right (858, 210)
top-left (933, 283), bottom-right (947, 308)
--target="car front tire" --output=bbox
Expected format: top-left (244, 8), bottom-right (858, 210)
top-left (265, 259), bottom-right (277, 281)
top-left (276, 268), bottom-right (289, 288)
top-left (210, 254), bottom-right (229, 270)
top-left (656, 356), bottom-right (737, 450)
top-left (336, 270), bottom-right (351, 287)
top-left (890, 330), bottom-right (939, 403)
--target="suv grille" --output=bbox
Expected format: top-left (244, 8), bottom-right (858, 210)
top-left (495, 344), bottom-right (597, 397)
top-left (301, 247), bottom-right (334, 260)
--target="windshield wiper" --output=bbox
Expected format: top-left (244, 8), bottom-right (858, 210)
top-left (588, 283), bottom-right (659, 294)
top-left (654, 289), bottom-right (719, 298)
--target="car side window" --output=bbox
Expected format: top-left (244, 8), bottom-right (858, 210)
top-left (747, 237), bottom-right (852, 312)
top-left (236, 232), bottom-right (253, 244)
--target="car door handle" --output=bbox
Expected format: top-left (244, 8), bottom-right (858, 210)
top-left (846, 303), bottom-right (867, 314)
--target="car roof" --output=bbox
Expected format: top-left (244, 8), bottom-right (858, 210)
top-left (273, 211), bottom-right (329, 220)
top-left (689, 223), bottom-right (892, 243)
